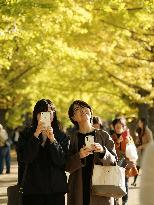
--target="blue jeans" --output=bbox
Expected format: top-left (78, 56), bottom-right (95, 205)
top-left (122, 177), bottom-right (129, 203)
top-left (0, 146), bottom-right (11, 174)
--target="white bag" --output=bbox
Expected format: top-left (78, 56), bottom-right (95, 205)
top-left (92, 165), bottom-right (126, 198)
top-left (125, 143), bottom-right (138, 161)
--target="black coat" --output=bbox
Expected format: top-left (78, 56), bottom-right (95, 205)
top-left (17, 127), bottom-right (68, 195)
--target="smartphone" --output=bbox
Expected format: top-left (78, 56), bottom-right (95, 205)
top-left (85, 135), bottom-right (94, 149)
top-left (41, 112), bottom-right (51, 130)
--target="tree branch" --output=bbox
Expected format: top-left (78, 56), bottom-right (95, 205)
top-left (126, 7), bottom-right (143, 11)
top-left (112, 52), bottom-right (154, 63)
top-left (101, 19), bottom-right (154, 36)
top-left (104, 69), bottom-right (148, 92)
top-left (9, 66), bottom-right (33, 85)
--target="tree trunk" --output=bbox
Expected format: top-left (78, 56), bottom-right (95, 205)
top-left (138, 103), bottom-right (149, 121)
top-left (0, 109), bottom-right (7, 128)
top-left (148, 107), bottom-right (154, 136)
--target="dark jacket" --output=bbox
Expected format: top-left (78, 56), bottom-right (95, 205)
top-left (17, 127), bottom-right (68, 195)
top-left (66, 129), bottom-right (117, 205)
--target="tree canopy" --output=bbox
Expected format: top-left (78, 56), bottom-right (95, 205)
top-left (0, 0), bottom-right (154, 127)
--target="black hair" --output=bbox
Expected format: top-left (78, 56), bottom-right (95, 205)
top-left (112, 118), bottom-right (125, 129)
top-left (93, 116), bottom-right (101, 124)
top-left (93, 116), bottom-right (103, 127)
top-left (140, 118), bottom-right (148, 127)
top-left (32, 99), bottom-right (63, 141)
top-left (138, 117), bottom-right (148, 136)
top-left (68, 100), bottom-right (92, 128)
top-left (32, 99), bottom-right (55, 129)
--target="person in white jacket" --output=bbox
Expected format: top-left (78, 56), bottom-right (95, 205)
top-left (0, 124), bottom-right (11, 174)
top-left (140, 141), bottom-right (154, 205)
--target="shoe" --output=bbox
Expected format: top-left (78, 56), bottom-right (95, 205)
top-left (6, 171), bottom-right (10, 174)
top-left (114, 198), bottom-right (120, 205)
top-left (122, 202), bottom-right (128, 205)
top-left (131, 182), bottom-right (136, 186)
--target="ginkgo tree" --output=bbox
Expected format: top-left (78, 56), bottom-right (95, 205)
top-left (0, 0), bottom-right (154, 131)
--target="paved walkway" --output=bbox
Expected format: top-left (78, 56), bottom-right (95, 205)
top-left (0, 152), bottom-right (141, 205)
top-left (0, 157), bottom-right (17, 205)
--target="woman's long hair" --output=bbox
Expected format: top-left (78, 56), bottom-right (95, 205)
top-left (137, 118), bottom-right (148, 137)
top-left (135, 118), bottom-right (148, 145)
top-left (32, 99), bottom-right (64, 142)
top-left (140, 118), bottom-right (148, 134)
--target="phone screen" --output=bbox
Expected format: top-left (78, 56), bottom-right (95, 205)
top-left (41, 112), bottom-right (51, 129)
top-left (85, 135), bottom-right (94, 148)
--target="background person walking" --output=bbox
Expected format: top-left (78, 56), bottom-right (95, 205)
top-left (0, 124), bottom-right (11, 174)
top-left (112, 117), bottom-right (137, 205)
top-left (131, 117), bottom-right (153, 186)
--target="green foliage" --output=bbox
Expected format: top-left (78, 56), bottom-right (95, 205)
top-left (0, 0), bottom-right (154, 127)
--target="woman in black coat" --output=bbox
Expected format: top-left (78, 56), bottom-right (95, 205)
top-left (17, 99), bottom-right (69, 205)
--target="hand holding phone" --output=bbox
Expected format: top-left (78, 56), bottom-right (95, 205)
top-left (92, 143), bottom-right (104, 153)
top-left (79, 147), bottom-right (92, 158)
top-left (34, 117), bottom-right (43, 137)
